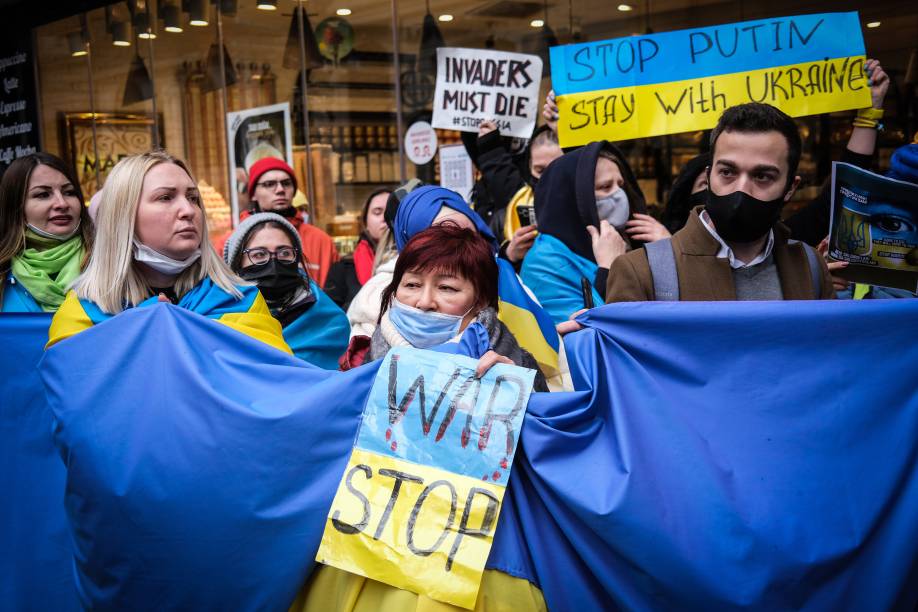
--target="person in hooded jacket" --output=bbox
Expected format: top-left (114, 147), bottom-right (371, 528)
top-left (223, 212), bottom-right (349, 369)
top-left (520, 141), bottom-right (671, 325)
top-left (324, 188), bottom-right (391, 310)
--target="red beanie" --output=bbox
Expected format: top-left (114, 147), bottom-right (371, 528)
top-left (247, 157), bottom-right (297, 198)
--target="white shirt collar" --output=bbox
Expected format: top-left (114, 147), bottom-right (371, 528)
top-left (699, 210), bottom-right (775, 270)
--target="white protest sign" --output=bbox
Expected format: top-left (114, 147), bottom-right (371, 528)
top-left (438, 144), bottom-right (475, 202)
top-left (432, 47), bottom-right (542, 139)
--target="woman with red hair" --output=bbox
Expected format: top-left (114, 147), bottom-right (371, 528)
top-left (348, 223), bottom-right (547, 390)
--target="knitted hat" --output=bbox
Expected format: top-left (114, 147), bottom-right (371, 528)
top-left (223, 212), bottom-right (302, 270)
top-left (887, 144), bottom-right (918, 184)
top-left (247, 157), bottom-right (297, 198)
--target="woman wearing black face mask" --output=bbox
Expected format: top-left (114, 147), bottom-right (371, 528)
top-left (224, 213), bottom-right (349, 369)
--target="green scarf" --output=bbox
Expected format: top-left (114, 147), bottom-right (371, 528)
top-left (11, 229), bottom-right (84, 312)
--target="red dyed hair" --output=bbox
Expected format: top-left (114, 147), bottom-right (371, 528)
top-left (380, 224), bottom-right (498, 317)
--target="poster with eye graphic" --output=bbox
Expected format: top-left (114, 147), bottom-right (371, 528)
top-left (828, 162), bottom-right (918, 293)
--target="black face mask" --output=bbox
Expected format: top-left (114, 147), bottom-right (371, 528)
top-left (239, 259), bottom-right (305, 301)
top-left (705, 188), bottom-right (785, 243)
top-left (687, 190), bottom-right (707, 208)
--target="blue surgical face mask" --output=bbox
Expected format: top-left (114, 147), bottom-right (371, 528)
top-left (388, 296), bottom-right (470, 349)
top-left (595, 188), bottom-right (630, 229)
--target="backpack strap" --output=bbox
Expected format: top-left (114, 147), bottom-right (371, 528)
top-left (788, 239), bottom-right (821, 299)
top-left (645, 238), bottom-right (680, 301)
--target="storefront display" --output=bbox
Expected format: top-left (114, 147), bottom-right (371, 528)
top-left (11, 0), bottom-right (917, 256)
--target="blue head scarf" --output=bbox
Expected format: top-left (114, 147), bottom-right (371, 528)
top-left (393, 185), bottom-right (496, 251)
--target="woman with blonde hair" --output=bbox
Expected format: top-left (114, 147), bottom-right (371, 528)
top-left (48, 150), bottom-right (290, 354)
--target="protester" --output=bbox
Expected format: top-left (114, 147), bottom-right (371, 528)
top-left (46, 151), bottom-right (290, 353)
top-left (521, 141), bottom-right (670, 325)
top-left (214, 157), bottom-right (339, 288)
top-left (0, 153), bottom-right (94, 312)
top-left (324, 188), bottom-right (391, 310)
top-left (463, 120), bottom-right (562, 268)
top-left (345, 184), bottom-right (569, 389)
top-left (304, 224), bottom-right (550, 611)
top-left (223, 212), bottom-right (348, 368)
top-left (661, 153), bottom-right (711, 234)
top-left (368, 224), bottom-right (548, 387)
top-left (605, 103), bottom-right (834, 304)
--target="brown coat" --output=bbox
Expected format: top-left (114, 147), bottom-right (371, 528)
top-left (607, 207), bottom-right (835, 301)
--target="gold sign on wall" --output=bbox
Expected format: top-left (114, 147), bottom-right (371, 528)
top-left (62, 113), bottom-right (162, 197)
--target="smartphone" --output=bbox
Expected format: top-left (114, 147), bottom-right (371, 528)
top-left (517, 205), bottom-right (537, 227)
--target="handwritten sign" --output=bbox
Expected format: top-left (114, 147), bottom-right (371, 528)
top-left (317, 347), bottom-right (536, 608)
top-left (432, 47), bottom-right (543, 139)
top-left (828, 162), bottom-right (918, 293)
top-left (550, 12), bottom-right (871, 147)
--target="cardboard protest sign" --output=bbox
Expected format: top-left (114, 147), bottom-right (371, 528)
top-left (432, 47), bottom-right (543, 139)
top-left (828, 162), bottom-right (918, 293)
top-left (317, 347), bottom-right (536, 608)
top-left (550, 12), bottom-right (871, 147)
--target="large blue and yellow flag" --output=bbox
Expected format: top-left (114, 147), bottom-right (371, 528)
top-left (5, 299), bottom-right (918, 609)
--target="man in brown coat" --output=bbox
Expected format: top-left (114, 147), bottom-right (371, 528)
top-left (606, 103), bottom-right (834, 302)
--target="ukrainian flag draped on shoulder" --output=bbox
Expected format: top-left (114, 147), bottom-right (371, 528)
top-left (393, 185), bottom-right (561, 379)
top-left (47, 277), bottom-right (291, 354)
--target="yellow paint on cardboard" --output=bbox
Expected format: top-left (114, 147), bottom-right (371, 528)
top-left (316, 448), bottom-right (505, 610)
top-left (557, 55), bottom-right (871, 147)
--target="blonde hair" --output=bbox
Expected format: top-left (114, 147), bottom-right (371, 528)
top-left (73, 150), bottom-right (242, 313)
top-left (371, 226), bottom-right (398, 275)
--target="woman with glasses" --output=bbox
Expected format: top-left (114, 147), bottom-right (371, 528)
top-left (47, 151), bottom-right (290, 355)
top-left (224, 212), bottom-right (349, 369)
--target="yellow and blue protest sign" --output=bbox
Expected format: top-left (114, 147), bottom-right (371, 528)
top-left (550, 12), bottom-right (871, 146)
top-left (316, 347), bottom-right (535, 609)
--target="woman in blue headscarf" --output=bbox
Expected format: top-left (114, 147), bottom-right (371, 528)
top-left (343, 185), bottom-right (567, 388)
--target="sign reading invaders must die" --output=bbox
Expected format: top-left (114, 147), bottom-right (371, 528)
top-left (550, 12), bottom-right (872, 147)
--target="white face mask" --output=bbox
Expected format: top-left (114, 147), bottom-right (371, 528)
top-left (27, 221), bottom-right (81, 242)
top-left (595, 188), bottom-right (630, 229)
top-left (133, 240), bottom-right (201, 276)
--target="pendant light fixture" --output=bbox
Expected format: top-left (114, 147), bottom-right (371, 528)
top-left (123, 49), bottom-right (154, 104)
top-left (188, 0), bottom-right (209, 26)
top-left (418, 1), bottom-right (445, 77)
top-left (283, 4), bottom-right (322, 70)
top-left (256, 0), bottom-right (277, 10)
top-left (112, 21), bottom-right (132, 46)
top-left (68, 32), bottom-right (88, 57)
top-left (163, 3), bottom-right (183, 32)
top-left (201, 40), bottom-right (237, 92)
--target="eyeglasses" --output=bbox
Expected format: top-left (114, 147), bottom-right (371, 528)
top-left (255, 178), bottom-right (294, 191)
top-left (242, 246), bottom-right (299, 265)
